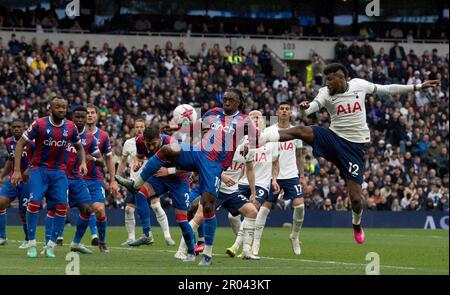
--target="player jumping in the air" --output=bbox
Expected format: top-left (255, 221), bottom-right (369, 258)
top-left (116, 87), bottom-right (261, 266)
top-left (11, 97), bottom-right (87, 258)
top-left (127, 125), bottom-right (195, 259)
top-left (0, 119), bottom-right (34, 248)
top-left (117, 119), bottom-right (175, 246)
top-left (260, 63), bottom-right (440, 244)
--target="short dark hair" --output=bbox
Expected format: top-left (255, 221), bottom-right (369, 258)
top-left (324, 63), bottom-right (348, 78)
top-left (72, 106), bottom-right (87, 113)
top-left (277, 102), bottom-right (290, 110)
top-left (11, 118), bottom-right (24, 125)
top-left (143, 125), bottom-right (161, 141)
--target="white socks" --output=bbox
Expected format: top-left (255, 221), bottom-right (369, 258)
top-left (242, 217), bottom-right (256, 256)
top-left (233, 222), bottom-right (245, 251)
top-left (204, 245), bottom-right (213, 257)
top-left (228, 213), bottom-right (242, 236)
top-left (125, 206), bottom-right (136, 240)
top-left (151, 202), bottom-right (171, 239)
top-left (252, 206), bottom-right (270, 255)
top-left (291, 204), bottom-right (305, 240)
top-left (352, 209), bottom-right (363, 225)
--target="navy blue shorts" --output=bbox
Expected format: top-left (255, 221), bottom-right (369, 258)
top-left (68, 178), bottom-right (92, 208)
top-left (311, 126), bottom-right (365, 184)
top-left (216, 191), bottom-right (249, 217)
top-left (268, 178), bottom-right (303, 203)
top-left (238, 184), bottom-right (269, 205)
top-left (0, 180), bottom-right (30, 211)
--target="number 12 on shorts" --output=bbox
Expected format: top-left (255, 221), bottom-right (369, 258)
top-left (348, 162), bottom-right (360, 176)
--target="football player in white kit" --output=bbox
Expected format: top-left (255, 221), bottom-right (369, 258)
top-left (261, 63), bottom-right (439, 244)
top-left (226, 110), bottom-right (279, 257)
top-left (250, 104), bottom-right (305, 256)
top-left (117, 119), bottom-right (175, 246)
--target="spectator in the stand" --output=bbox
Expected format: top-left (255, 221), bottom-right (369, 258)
top-left (321, 198), bottom-right (334, 211)
top-left (347, 40), bottom-right (362, 59)
top-left (361, 39), bottom-right (375, 60)
top-left (389, 41), bottom-right (406, 67)
top-left (334, 37), bottom-right (347, 62)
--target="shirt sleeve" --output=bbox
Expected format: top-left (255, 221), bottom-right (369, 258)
top-left (122, 140), bottom-right (131, 157)
top-left (71, 124), bottom-right (81, 144)
top-left (135, 137), bottom-right (146, 157)
top-left (305, 87), bottom-right (328, 115)
top-left (295, 139), bottom-right (303, 149)
top-left (22, 120), bottom-right (40, 142)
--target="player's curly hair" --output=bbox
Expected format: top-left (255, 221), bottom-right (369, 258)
top-left (324, 63), bottom-right (348, 78)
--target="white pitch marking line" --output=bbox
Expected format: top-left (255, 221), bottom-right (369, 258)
top-left (8, 240), bottom-right (417, 271)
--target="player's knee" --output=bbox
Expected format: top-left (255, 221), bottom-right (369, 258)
top-left (79, 205), bottom-right (91, 216)
top-left (0, 197), bottom-right (10, 209)
top-left (55, 204), bottom-right (68, 217)
top-left (246, 206), bottom-right (258, 219)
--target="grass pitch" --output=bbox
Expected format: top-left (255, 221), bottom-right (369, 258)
top-left (0, 226), bottom-right (448, 275)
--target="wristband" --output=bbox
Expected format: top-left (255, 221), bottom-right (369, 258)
top-left (168, 167), bottom-right (176, 175)
top-left (414, 84), bottom-right (422, 91)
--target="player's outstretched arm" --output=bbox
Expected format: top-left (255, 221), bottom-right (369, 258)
top-left (373, 80), bottom-right (439, 95)
top-left (11, 137), bottom-right (26, 185)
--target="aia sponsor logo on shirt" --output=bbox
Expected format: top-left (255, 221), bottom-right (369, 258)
top-left (280, 142), bottom-right (295, 151)
top-left (337, 101), bottom-right (362, 115)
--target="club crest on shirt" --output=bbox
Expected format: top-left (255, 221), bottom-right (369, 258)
top-left (63, 129), bottom-right (68, 137)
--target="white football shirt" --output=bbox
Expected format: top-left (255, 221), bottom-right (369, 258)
top-left (239, 140), bottom-right (277, 190)
top-left (311, 78), bottom-right (375, 143)
top-left (220, 149), bottom-right (252, 195)
top-left (266, 124), bottom-right (303, 180)
top-left (122, 137), bottom-right (147, 181)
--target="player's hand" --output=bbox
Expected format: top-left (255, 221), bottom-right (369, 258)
top-left (299, 101), bottom-right (310, 110)
top-left (22, 168), bottom-right (30, 183)
top-left (272, 181), bottom-right (280, 194)
top-left (239, 144), bottom-right (249, 158)
top-left (79, 162), bottom-right (88, 176)
top-left (11, 170), bottom-right (22, 186)
top-left (110, 180), bottom-right (119, 194)
top-left (133, 160), bottom-right (143, 172)
top-left (249, 194), bottom-right (258, 205)
top-left (222, 175), bottom-right (236, 187)
top-left (155, 167), bottom-right (169, 177)
top-left (421, 80), bottom-right (440, 89)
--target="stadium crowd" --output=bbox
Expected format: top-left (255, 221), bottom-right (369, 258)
top-left (0, 32), bottom-right (448, 213)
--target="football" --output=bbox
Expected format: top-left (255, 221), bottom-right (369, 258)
top-left (172, 104), bottom-right (197, 125)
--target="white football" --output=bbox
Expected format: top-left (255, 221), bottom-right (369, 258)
top-left (172, 104), bottom-right (197, 125)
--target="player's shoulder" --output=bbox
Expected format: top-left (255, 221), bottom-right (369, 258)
top-left (124, 136), bottom-right (136, 145)
top-left (5, 136), bottom-right (12, 145)
top-left (349, 78), bottom-right (372, 88)
top-left (265, 124), bottom-right (278, 131)
top-left (65, 119), bottom-right (77, 129)
top-left (99, 128), bottom-right (110, 138)
top-left (206, 107), bottom-right (223, 115)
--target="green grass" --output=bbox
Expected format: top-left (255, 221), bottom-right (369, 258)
top-left (0, 226), bottom-right (448, 275)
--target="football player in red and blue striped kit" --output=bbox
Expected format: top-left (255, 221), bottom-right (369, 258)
top-left (11, 97), bottom-right (87, 258)
top-left (84, 104), bottom-right (119, 253)
top-left (0, 119), bottom-right (34, 248)
top-left (116, 87), bottom-right (261, 266)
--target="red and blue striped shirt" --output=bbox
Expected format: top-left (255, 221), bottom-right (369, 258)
top-left (5, 136), bottom-right (34, 176)
top-left (200, 108), bottom-right (259, 170)
top-left (22, 116), bottom-right (80, 171)
top-left (84, 127), bottom-right (112, 181)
